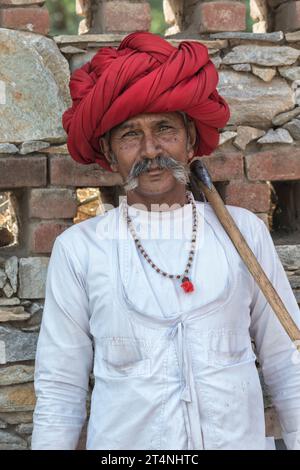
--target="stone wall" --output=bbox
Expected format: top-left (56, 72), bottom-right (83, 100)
top-left (0, 0), bottom-right (300, 450)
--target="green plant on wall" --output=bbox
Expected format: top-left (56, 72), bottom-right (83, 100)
top-left (45, 0), bottom-right (80, 36)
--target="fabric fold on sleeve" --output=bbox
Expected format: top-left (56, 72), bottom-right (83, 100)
top-left (31, 237), bottom-right (94, 450)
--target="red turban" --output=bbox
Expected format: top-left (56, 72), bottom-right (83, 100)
top-left (62, 31), bottom-right (230, 172)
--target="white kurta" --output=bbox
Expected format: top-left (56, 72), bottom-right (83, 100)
top-left (31, 193), bottom-right (300, 450)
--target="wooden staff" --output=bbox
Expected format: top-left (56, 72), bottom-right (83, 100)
top-left (190, 159), bottom-right (300, 347)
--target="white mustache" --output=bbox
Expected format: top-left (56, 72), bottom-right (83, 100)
top-left (124, 156), bottom-right (190, 191)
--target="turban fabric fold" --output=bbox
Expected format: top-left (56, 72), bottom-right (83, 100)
top-left (62, 31), bottom-right (230, 172)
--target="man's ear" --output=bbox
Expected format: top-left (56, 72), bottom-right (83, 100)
top-left (99, 136), bottom-right (118, 172)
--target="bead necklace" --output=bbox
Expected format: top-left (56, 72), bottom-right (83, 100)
top-left (123, 191), bottom-right (198, 293)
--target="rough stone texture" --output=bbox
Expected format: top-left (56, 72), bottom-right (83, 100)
top-left (275, 245), bottom-right (300, 271)
top-left (0, 430), bottom-right (27, 450)
top-left (279, 66), bottom-right (300, 82)
top-left (218, 71), bottom-right (295, 128)
top-left (210, 53), bottom-right (222, 69)
top-left (15, 423), bottom-right (33, 435)
top-left (42, 143), bottom-right (69, 154)
top-left (0, 383), bottom-right (36, 412)
top-left (223, 45), bottom-right (300, 67)
top-left (232, 64), bottom-right (251, 72)
top-left (19, 141), bottom-right (50, 155)
top-left (29, 188), bottom-right (77, 219)
top-left (219, 131), bottom-right (237, 145)
top-left (69, 50), bottom-right (95, 73)
top-left (0, 143), bottom-right (18, 153)
top-left (29, 221), bottom-right (72, 254)
top-left (234, 126), bottom-right (265, 150)
top-left (18, 257), bottom-right (49, 299)
top-left (0, 326), bottom-right (38, 364)
top-left (0, 365), bottom-right (34, 386)
top-left (283, 119), bottom-right (300, 140)
top-left (257, 128), bottom-right (293, 144)
top-left (50, 154), bottom-right (123, 187)
top-left (0, 298), bottom-right (20, 306)
top-left (0, 308), bottom-right (30, 322)
top-left (3, 282), bottom-right (14, 298)
top-left (94, 1), bottom-right (151, 33)
top-left (246, 147), bottom-right (300, 180)
top-left (272, 107), bottom-right (300, 127)
top-left (195, 2), bottom-right (246, 33)
top-left (0, 419), bottom-right (7, 429)
top-left (0, 28), bottom-right (71, 145)
top-left (0, 155), bottom-right (47, 189)
top-left (209, 31), bottom-right (284, 42)
top-left (251, 66), bottom-right (276, 82)
top-left (5, 256), bottom-right (18, 293)
top-left (288, 275), bottom-right (300, 289)
top-left (223, 180), bottom-right (271, 212)
top-left (286, 31), bottom-right (300, 42)
top-left (275, 1), bottom-right (300, 33)
top-left (0, 6), bottom-right (50, 35)
top-left (0, 269), bottom-right (6, 289)
top-left (295, 88), bottom-right (300, 106)
top-left (0, 411), bottom-right (33, 425)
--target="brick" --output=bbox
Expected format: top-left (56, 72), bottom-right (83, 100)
top-left (223, 180), bottom-right (271, 212)
top-left (29, 221), bottom-right (72, 254)
top-left (0, 155), bottom-right (47, 188)
top-left (197, 1), bottom-right (246, 33)
top-left (49, 155), bottom-right (123, 187)
top-left (0, 0), bottom-right (44, 4)
top-left (199, 151), bottom-right (244, 182)
top-left (246, 147), bottom-right (300, 181)
top-left (0, 383), bottom-right (35, 412)
top-left (275, 1), bottom-right (300, 33)
top-left (98, 1), bottom-right (151, 33)
top-left (28, 188), bottom-right (77, 219)
top-left (0, 6), bottom-right (50, 35)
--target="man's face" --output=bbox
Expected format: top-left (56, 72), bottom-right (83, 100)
top-left (100, 112), bottom-right (196, 198)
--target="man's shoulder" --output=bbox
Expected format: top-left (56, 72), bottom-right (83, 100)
top-left (198, 200), bottom-right (266, 248)
top-left (54, 206), bottom-right (119, 255)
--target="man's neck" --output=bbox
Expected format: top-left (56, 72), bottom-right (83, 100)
top-left (126, 187), bottom-right (189, 211)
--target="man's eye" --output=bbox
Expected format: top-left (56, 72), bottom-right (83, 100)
top-left (122, 131), bottom-right (138, 137)
top-left (159, 125), bottom-right (171, 131)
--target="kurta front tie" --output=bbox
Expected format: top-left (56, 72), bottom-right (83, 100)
top-left (168, 321), bottom-right (204, 450)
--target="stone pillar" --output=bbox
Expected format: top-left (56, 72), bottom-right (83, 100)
top-left (89, 0), bottom-right (151, 34)
top-left (271, 0), bottom-right (300, 32)
top-left (250, 0), bottom-right (268, 33)
top-left (163, 0), bottom-right (184, 35)
top-left (76, 0), bottom-right (93, 35)
top-left (0, 0), bottom-right (50, 35)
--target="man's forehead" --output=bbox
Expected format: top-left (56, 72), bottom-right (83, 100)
top-left (113, 112), bottom-right (183, 130)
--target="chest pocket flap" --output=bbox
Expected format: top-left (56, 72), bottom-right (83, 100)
top-left (98, 337), bottom-right (151, 377)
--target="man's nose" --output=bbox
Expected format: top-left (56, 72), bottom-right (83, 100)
top-left (140, 132), bottom-right (162, 160)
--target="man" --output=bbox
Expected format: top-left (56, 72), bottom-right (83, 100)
top-left (31, 32), bottom-right (300, 450)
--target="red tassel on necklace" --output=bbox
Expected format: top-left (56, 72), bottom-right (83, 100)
top-left (181, 277), bottom-right (194, 293)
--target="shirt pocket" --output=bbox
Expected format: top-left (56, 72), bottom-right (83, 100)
top-left (207, 329), bottom-right (257, 368)
top-left (97, 336), bottom-right (151, 378)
